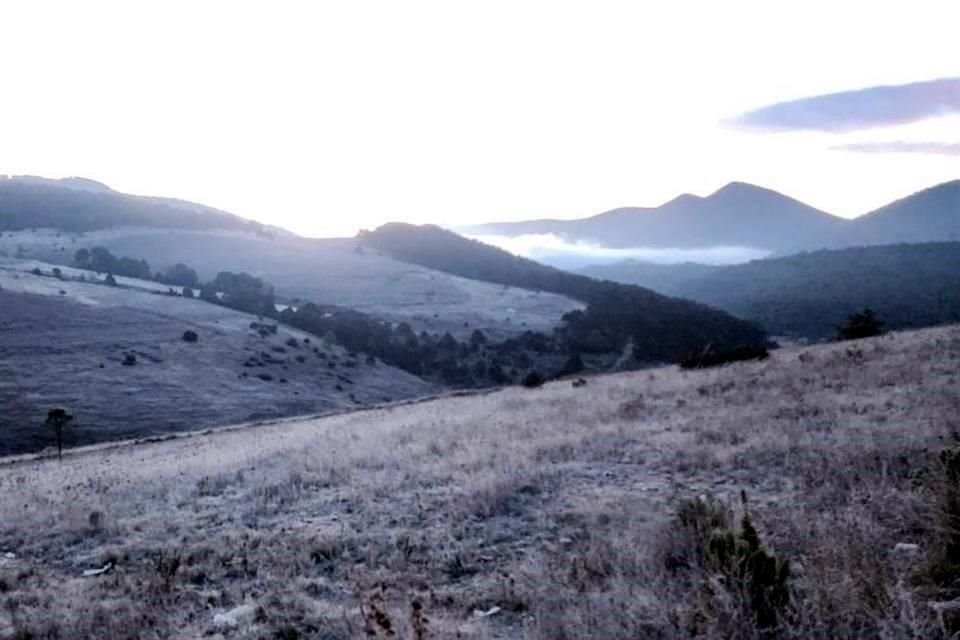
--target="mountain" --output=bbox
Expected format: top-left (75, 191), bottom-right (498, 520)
top-left (0, 175), bottom-right (272, 233)
top-left (465, 180), bottom-right (960, 254)
top-left (842, 180), bottom-right (960, 246)
top-left (360, 223), bottom-right (767, 361)
top-left (582, 243), bottom-right (960, 339)
top-left (465, 182), bottom-right (847, 253)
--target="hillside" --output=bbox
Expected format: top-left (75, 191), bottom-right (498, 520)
top-left (465, 181), bottom-right (846, 252)
top-left (0, 325), bottom-right (956, 638)
top-left (360, 223), bottom-right (768, 361)
top-left (0, 176), bottom-right (270, 234)
top-left (0, 259), bottom-right (434, 456)
top-left (0, 228), bottom-right (581, 342)
top-left (579, 243), bottom-right (960, 339)
top-left (578, 259), bottom-right (721, 292)
top-left (841, 179), bottom-right (960, 246)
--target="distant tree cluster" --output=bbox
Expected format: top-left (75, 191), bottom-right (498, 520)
top-left (206, 271), bottom-right (277, 317)
top-left (280, 303), bottom-right (575, 387)
top-left (74, 246), bottom-right (151, 279)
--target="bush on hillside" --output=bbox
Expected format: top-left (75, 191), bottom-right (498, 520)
top-left (181, 330), bottom-right (199, 343)
top-left (680, 343), bottom-right (770, 369)
top-left (522, 370), bottom-right (546, 388)
top-left (835, 309), bottom-right (884, 341)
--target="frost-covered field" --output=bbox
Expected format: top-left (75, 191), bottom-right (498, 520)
top-left (0, 325), bottom-right (957, 638)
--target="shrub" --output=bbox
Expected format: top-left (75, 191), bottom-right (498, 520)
top-left (182, 286), bottom-right (194, 298)
top-left (522, 370), bottom-right (545, 388)
top-left (680, 343), bottom-right (770, 369)
top-left (181, 330), bottom-right (199, 343)
top-left (920, 440), bottom-right (960, 597)
top-left (664, 495), bottom-right (790, 631)
top-left (104, 273), bottom-right (118, 286)
top-left (122, 353), bottom-right (137, 366)
top-left (836, 308), bottom-right (884, 341)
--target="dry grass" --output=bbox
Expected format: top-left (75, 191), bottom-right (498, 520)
top-left (0, 325), bottom-right (958, 638)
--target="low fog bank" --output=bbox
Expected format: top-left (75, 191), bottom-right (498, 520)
top-left (467, 233), bottom-right (771, 269)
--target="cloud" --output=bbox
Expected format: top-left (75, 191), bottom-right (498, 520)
top-left (468, 233), bottom-right (771, 269)
top-left (831, 141), bottom-right (960, 155)
top-left (731, 77), bottom-right (960, 133)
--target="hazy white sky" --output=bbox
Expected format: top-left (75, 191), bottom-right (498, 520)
top-left (1, 0), bottom-right (958, 237)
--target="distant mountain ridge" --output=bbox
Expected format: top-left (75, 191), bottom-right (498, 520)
top-left (464, 180), bottom-right (960, 253)
top-left (0, 175), bottom-right (278, 234)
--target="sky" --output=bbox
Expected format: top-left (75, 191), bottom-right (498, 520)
top-left (1, 0), bottom-right (958, 238)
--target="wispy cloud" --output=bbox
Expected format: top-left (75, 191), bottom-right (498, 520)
top-left (731, 77), bottom-right (960, 133)
top-left (831, 141), bottom-right (960, 155)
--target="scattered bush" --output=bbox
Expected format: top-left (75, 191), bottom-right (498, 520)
top-left (122, 353), bottom-right (137, 366)
top-left (836, 308), bottom-right (884, 341)
top-left (181, 330), bottom-right (199, 343)
top-left (522, 370), bottom-right (545, 388)
top-left (680, 343), bottom-right (770, 369)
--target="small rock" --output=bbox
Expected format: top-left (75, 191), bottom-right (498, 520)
top-left (473, 606), bottom-right (502, 618)
top-left (82, 561), bottom-right (114, 577)
top-left (213, 603), bottom-right (257, 629)
top-left (893, 542), bottom-right (920, 556)
top-left (2, 552), bottom-right (15, 560)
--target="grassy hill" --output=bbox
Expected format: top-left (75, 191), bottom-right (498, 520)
top-left (0, 228), bottom-right (581, 342)
top-left (0, 259), bottom-right (434, 455)
top-left (0, 325), bottom-right (956, 638)
top-left (360, 223), bottom-right (768, 361)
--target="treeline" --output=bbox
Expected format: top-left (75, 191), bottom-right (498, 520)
top-left (0, 180), bottom-right (260, 233)
top-left (72, 246), bottom-right (276, 318)
top-left (280, 303), bottom-right (582, 387)
top-left (75, 247), bottom-right (199, 286)
top-left (359, 223), bottom-right (768, 361)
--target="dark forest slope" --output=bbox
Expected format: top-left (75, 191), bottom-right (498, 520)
top-left (360, 223), bottom-right (767, 360)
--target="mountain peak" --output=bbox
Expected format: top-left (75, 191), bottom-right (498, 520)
top-left (710, 181), bottom-right (777, 199)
